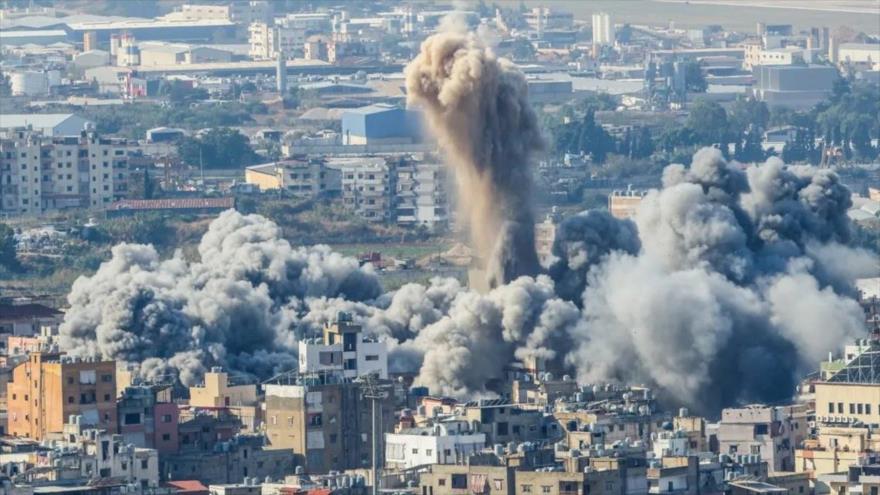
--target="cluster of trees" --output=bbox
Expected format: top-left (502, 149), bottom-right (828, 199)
top-left (178, 128), bottom-right (260, 169)
top-left (0, 223), bottom-right (21, 273)
top-left (80, 100), bottom-right (268, 140)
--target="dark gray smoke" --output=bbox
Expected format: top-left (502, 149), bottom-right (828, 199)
top-left (565, 149), bottom-right (873, 412)
top-left (405, 30), bottom-right (543, 287)
top-left (59, 210), bottom-right (381, 386)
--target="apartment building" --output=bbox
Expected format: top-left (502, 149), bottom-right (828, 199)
top-left (6, 352), bottom-right (117, 440)
top-left (298, 312), bottom-right (388, 380)
top-left (385, 420), bottom-right (486, 469)
top-left (340, 158), bottom-right (395, 222)
top-left (263, 371), bottom-right (396, 474)
top-left (395, 160), bottom-right (448, 228)
top-left (244, 159), bottom-right (341, 197)
top-left (0, 128), bottom-right (131, 216)
top-left (717, 404), bottom-right (808, 473)
top-left (189, 368), bottom-right (260, 432)
top-left (248, 13), bottom-right (330, 59)
top-left (60, 420), bottom-right (160, 490)
top-left (117, 385), bottom-right (179, 454)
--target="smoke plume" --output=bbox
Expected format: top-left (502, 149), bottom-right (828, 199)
top-left (405, 30), bottom-right (543, 287)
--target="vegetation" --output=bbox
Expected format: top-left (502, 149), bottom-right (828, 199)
top-left (178, 128), bottom-right (260, 169)
top-left (0, 223), bottom-right (21, 273)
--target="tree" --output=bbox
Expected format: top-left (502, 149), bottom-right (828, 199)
top-left (0, 223), bottom-right (21, 272)
top-left (510, 39), bottom-right (536, 61)
top-left (178, 128), bottom-right (258, 169)
top-left (686, 98), bottom-right (728, 146)
top-left (683, 61), bottom-right (707, 93)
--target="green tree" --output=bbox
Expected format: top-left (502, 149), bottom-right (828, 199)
top-left (683, 61), bottom-right (707, 93)
top-left (687, 98), bottom-right (728, 146)
top-left (0, 223), bottom-right (20, 272)
top-left (178, 128), bottom-right (258, 169)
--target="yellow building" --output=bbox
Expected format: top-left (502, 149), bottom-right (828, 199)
top-left (6, 352), bottom-right (117, 440)
top-left (189, 368), bottom-right (259, 431)
top-left (244, 163), bottom-right (282, 191)
top-left (796, 345), bottom-right (880, 479)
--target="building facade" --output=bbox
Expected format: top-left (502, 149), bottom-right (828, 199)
top-left (6, 352), bottom-right (117, 440)
top-left (1, 129), bottom-right (131, 216)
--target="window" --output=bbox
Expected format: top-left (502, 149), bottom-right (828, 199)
top-left (104, 394), bottom-right (110, 401)
top-left (829, 403), bottom-right (835, 414)
top-left (141, 459), bottom-right (148, 469)
top-left (124, 413), bottom-right (141, 425)
top-left (851, 403), bottom-right (856, 414)
top-left (162, 433), bottom-right (171, 441)
top-left (451, 474), bottom-right (467, 489)
top-left (426, 449), bottom-right (432, 456)
top-left (438, 479), bottom-right (446, 486)
top-left (751, 445), bottom-right (761, 455)
top-left (868, 405), bottom-right (873, 415)
top-left (754, 424), bottom-right (768, 435)
top-left (838, 402), bottom-right (844, 413)
top-left (68, 396), bottom-right (74, 404)
top-left (365, 355), bottom-right (379, 361)
top-left (101, 374), bottom-right (113, 382)
top-left (542, 486), bottom-right (551, 494)
top-left (162, 414), bottom-right (172, 423)
top-left (858, 404), bottom-right (864, 414)
top-left (729, 445), bottom-right (738, 454)
top-left (521, 485), bottom-right (533, 493)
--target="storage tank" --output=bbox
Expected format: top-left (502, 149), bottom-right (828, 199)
top-left (10, 71), bottom-right (48, 96)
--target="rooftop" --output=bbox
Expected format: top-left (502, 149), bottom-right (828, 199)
top-left (826, 342), bottom-right (880, 384)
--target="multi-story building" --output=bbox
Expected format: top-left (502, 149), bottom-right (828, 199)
top-left (244, 159), bottom-right (341, 198)
top-left (395, 160), bottom-right (448, 228)
top-left (609, 188), bottom-right (646, 220)
top-left (263, 371), bottom-right (396, 474)
top-left (460, 399), bottom-right (554, 446)
top-left (0, 129), bottom-right (131, 216)
top-left (298, 312), bottom-right (388, 380)
top-left (248, 13), bottom-right (331, 60)
top-left (117, 385), bottom-right (179, 454)
top-left (341, 158), bottom-right (396, 222)
top-left (6, 352), bottom-right (117, 440)
top-left (189, 368), bottom-right (260, 432)
top-left (717, 404), bottom-right (808, 473)
top-left (60, 419), bottom-right (160, 491)
top-left (385, 420), bottom-right (486, 469)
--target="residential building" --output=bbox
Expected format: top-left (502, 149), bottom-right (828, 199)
top-left (59, 419), bottom-right (160, 491)
top-left (524, 7), bottom-right (574, 32)
top-left (117, 385), bottom-right (179, 454)
top-left (460, 400), bottom-right (554, 446)
top-left (298, 312), bottom-right (388, 380)
top-left (6, 352), bottom-right (117, 440)
top-left (189, 369), bottom-right (259, 432)
top-left (138, 42), bottom-right (233, 66)
top-left (0, 303), bottom-right (62, 336)
top-left (385, 420), bottom-right (486, 469)
top-left (395, 160), bottom-right (448, 228)
top-left (609, 189), bottom-right (646, 220)
top-left (647, 456), bottom-right (700, 495)
top-left (717, 404), bottom-right (808, 473)
top-left (162, 433), bottom-right (294, 485)
top-left (340, 157), bottom-right (396, 222)
top-left (1, 129), bottom-right (131, 216)
top-left (244, 159), bottom-right (341, 197)
top-left (263, 371), bottom-right (396, 474)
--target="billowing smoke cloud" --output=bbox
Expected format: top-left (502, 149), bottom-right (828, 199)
top-left (405, 30), bottom-right (543, 288)
top-left (565, 149), bottom-right (875, 412)
top-left (59, 210), bottom-right (381, 386)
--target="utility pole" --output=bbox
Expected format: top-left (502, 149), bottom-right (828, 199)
top-left (359, 373), bottom-right (390, 495)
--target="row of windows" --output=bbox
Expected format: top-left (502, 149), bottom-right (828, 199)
top-left (828, 402), bottom-right (874, 415)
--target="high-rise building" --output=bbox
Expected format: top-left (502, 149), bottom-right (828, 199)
top-left (6, 352), bottom-right (117, 440)
top-left (0, 128), bottom-right (132, 216)
top-left (592, 12), bottom-right (615, 46)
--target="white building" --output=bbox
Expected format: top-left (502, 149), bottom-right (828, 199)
top-left (339, 157), bottom-right (395, 223)
top-left (396, 161), bottom-right (448, 228)
top-left (298, 312), bottom-right (388, 380)
top-left (652, 430), bottom-right (691, 458)
top-left (61, 419), bottom-right (160, 491)
top-left (591, 12), bottom-right (615, 46)
top-left (385, 421), bottom-right (486, 469)
top-left (249, 13), bottom-right (331, 60)
top-left (837, 43), bottom-right (880, 70)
